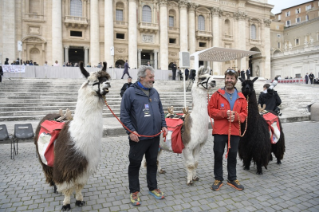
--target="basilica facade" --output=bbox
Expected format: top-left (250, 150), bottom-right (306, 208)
top-left (0, 0), bottom-right (273, 77)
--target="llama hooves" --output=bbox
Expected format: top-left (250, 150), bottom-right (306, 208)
top-left (193, 176), bottom-right (199, 181)
top-left (187, 181), bottom-right (193, 186)
top-left (159, 169), bottom-right (166, 174)
top-left (75, 201), bottom-right (86, 207)
top-left (256, 170), bottom-right (263, 175)
top-left (277, 160), bottom-right (282, 164)
top-left (61, 204), bottom-right (71, 211)
top-left (244, 166), bottom-right (250, 170)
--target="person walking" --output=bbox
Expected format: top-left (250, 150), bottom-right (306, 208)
top-left (240, 69), bottom-right (245, 80)
top-left (208, 69), bottom-right (248, 191)
top-left (121, 60), bottom-right (131, 79)
top-left (171, 62), bottom-right (177, 80)
top-left (309, 72), bottom-right (314, 84)
top-left (305, 73), bottom-right (309, 84)
top-left (120, 65), bottom-right (167, 206)
top-left (246, 67), bottom-right (251, 80)
top-left (0, 64), bottom-right (3, 82)
top-left (185, 68), bottom-right (189, 81)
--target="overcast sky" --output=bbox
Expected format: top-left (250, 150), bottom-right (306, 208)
top-left (267, 0), bottom-right (312, 14)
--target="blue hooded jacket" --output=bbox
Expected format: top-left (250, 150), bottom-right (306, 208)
top-left (120, 82), bottom-right (167, 140)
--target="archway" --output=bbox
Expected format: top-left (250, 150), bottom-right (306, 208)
top-left (115, 60), bottom-right (125, 68)
top-left (30, 48), bottom-right (41, 65)
top-left (249, 47), bottom-right (261, 77)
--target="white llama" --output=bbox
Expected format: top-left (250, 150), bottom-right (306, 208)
top-left (144, 66), bottom-right (216, 185)
top-left (34, 62), bottom-right (111, 211)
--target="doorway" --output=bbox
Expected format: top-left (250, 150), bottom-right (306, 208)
top-left (141, 52), bottom-right (151, 66)
top-left (69, 46), bottom-right (84, 64)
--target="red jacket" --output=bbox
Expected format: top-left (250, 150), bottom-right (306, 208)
top-left (208, 88), bottom-right (248, 136)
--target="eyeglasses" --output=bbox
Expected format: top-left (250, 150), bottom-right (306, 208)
top-left (225, 69), bottom-right (237, 74)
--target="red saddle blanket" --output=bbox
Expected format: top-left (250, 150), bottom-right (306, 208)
top-left (37, 120), bottom-right (65, 167)
top-left (262, 112), bottom-right (281, 144)
top-left (163, 118), bottom-right (184, 153)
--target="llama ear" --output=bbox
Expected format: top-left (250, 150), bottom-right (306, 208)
top-left (239, 78), bottom-right (244, 82)
top-left (79, 61), bottom-right (90, 78)
top-left (102, 62), bottom-right (107, 72)
top-left (252, 77), bottom-right (258, 83)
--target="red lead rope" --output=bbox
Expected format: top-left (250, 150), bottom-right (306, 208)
top-left (103, 97), bottom-right (163, 138)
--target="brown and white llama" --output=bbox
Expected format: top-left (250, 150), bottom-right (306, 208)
top-left (34, 62), bottom-right (111, 211)
top-left (143, 66), bottom-right (216, 185)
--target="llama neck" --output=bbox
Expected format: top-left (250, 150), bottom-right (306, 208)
top-left (247, 90), bottom-right (259, 122)
top-left (191, 84), bottom-right (209, 119)
top-left (69, 88), bottom-right (104, 169)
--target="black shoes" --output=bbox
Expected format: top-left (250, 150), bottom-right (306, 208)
top-left (211, 180), bottom-right (223, 191)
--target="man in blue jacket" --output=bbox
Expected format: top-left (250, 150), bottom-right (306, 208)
top-left (120, 65), bottom-right (167, 206)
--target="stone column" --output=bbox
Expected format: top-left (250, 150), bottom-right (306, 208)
top-left (137, 49), bottom-right (142, 68)
top-left (179, 1), bottom-right (188, 52)
top-left (236, 12), bottom-right (247, 71)
top-left (84, 46), bottom-right (89, 66)
top-left (211, 7), bottom-right (221, 74)
top-left (128, 0), bottom-right (137, 69)
top-left (263, 19), bottom-right (271, 79)
top-left (52, 0), bottom-right (63, 65)
top-left (64, 46), bottom-right (69, 64)
top-left (104, 0), bottom-right (114, 67)
top-left (159, 0), bottom-right (168, 70)
top-left (2, 0), bottom-right (16, 63)
top-left (154, 49), bottom-right (158, 69)
top-left (90, 0), bottom-right (100, 67)
top-left (188, 3), bottom-right (196, 69)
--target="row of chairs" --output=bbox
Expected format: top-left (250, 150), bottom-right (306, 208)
top-left (0, 124), bottom-right (34, 159)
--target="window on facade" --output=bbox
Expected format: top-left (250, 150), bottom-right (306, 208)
top-left (116, 33), bottom-right (125, 39)
top-left (286, 11), bottom-right (290, 17)
top-left (306, 5), bottom-right (311, 11)
top-left (70, 31), bottom-right (82, 37)
top-left (142, 5), bottom-right (152, 23)
top-left (198, 15), bottom-right (205, 31)
top-left (278, 15), bottom-right (281, 20)
top-left (278, 42), bottom-right (281, 48)
top-left (250, 24), bottom-right (256, 40)
top-left (295, 38), bottom-right (299, 45)
top-left (169, 38), bottom-right (176, 44)
top-left (169, 16), bottom-right (174, 27)
top-left (277, 34), bottom-right (281, 38)
top-left (116, 10), bottom-right (123, 21)
top-left (306, 15), bottom-right (309, 21)
top-left (29, 0), bottom-right (40, 14)
top-left (296, 17), bottom-right (301, 23)
top-left (225, 19), bottom-right (230, 35)
top-left (199, 42), bottom-right (206, 47)
top-left (276, 25), bottom-right (279, 30)
top-left (296, 8), bottom-right (301, 14)
top-left (70, 0), bottom-right (82, 17)
top-left (286, 20), bottom-right (291, 26)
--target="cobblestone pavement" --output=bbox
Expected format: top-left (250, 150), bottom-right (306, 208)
top-left (1, 121), bottom-right (319, 212)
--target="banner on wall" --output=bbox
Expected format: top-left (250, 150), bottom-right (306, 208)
top-left (2, 65), bottom-right (26, 73)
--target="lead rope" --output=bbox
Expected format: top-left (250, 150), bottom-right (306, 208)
top-left (103, 96), bottom-right (163, 138)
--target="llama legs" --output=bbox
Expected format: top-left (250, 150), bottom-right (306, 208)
top-left (61, 188), bottom-right (73, 211)
top-left (156, 149), bottom-right (166, 174)
top-left (192, 144), bottom-right (203, 181)
top-left (183, 147), bottom-right (195, 185)
top-left (75, 184), bottom-right (85, 207)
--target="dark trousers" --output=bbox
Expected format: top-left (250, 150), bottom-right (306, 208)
top-left (121, 70), bottom-right (131, 79)
top-left (172, 70), bottom-right (176, 80)
top-left (213, 135), bottom-right (240, 181)
top-left (185, 74), bottom-right (189, 81)
top-left (246, 74), bottom-right (250, 80)
top-left (310, 78), bottom-right (313, 84)
top-left (128, 136), bottom-right (159, 193)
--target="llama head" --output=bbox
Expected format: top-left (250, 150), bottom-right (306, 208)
top-left (239, 77), bottom-right (258, 97)
top-left (79, 62), bottom-right (111, 97)
top-left (196, 66), bottom-right (216, 90)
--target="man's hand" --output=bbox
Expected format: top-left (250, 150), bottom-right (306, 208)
top-left (162, 127), bottom-right (168, 135)
top-left (130, 131), bottom-right (140, 142)
top-left (227, 110), bottom-right (235, 122)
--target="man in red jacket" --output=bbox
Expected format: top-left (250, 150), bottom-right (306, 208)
top-left (208, 69), bottom-right (248, 191)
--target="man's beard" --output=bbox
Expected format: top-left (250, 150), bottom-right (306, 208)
top-left (142, 81), bottom-right (154, 88)
top-left (225, 82), bottom-right (235, 90)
